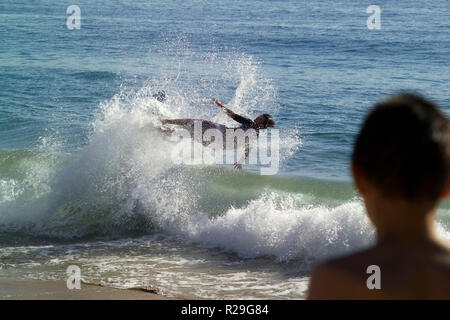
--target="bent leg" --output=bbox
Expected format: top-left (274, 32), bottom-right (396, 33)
top-left (161, 119), bottom-right (221, 132)
top-left (161, 119), bottom-right (225, 143)
top-left (161, 118), bottom-right (196, 126)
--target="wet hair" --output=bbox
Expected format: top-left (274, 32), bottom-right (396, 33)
top-left (256, 114), bottom-right (275, 128)
top-left (352, 93), bottom-right (450, 202)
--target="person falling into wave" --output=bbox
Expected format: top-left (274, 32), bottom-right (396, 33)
top-left (160, 98), bottom-right (275, 169)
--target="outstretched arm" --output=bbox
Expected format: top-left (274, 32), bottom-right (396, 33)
top-left (212, 98), bottom-right (254, 126)
top-left (212, 98), bottom-right (235, 117)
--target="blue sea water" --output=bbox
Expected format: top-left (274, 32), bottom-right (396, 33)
top-left (0, 0), bottom-right (450, 299)
top-left (2, 0), bottom-right (449, 179)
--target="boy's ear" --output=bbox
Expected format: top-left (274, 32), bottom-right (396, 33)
top-left (352, 163), bottom-right (368, 195)
top-left (441, 180), bottom-right (450, 199)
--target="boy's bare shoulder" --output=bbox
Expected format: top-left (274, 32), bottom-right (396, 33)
top-left (308, 246), bottom-right (388, 299)
top-left (308, 242), bottom-right (450, 299)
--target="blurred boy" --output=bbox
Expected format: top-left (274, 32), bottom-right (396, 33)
top-left (308, 93), bottom-right (450, 299)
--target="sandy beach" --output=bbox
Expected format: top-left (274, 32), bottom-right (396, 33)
top-left (0, 278), bottom-right (170, 300)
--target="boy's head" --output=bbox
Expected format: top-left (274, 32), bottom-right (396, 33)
top-left (254, 114), bottom-right (275, 129)
top-left (352, 93), bottom-right (450, 205)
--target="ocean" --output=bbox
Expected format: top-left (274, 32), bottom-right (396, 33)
top-left (1, 0), bottom-right (449, 299)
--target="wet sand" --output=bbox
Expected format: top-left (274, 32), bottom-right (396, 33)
top-left (0, 278), bottom-right (171, 300)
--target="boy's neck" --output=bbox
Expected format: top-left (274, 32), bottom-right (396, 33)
top-left (367, 195), bottom-right (440, 250)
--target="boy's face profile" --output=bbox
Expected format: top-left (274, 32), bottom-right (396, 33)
top-left (351, 162), bottom-right (450, 201)
top-left (352, 162), bottom-right (450, 232)
top-left (351, 162), bottom-right (389, 229)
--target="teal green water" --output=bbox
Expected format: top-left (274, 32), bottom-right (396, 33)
top-left (0, 149), bottom-right (448, 243)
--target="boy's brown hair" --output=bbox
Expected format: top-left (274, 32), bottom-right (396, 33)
top-left (352, 93), bottom-right (450, 202)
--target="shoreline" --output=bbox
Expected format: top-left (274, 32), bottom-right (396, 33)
top-left (0, 278), bottom-right (173, 300)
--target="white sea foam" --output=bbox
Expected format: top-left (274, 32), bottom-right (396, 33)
top-left (181, 192), bottom-right (375, 263)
